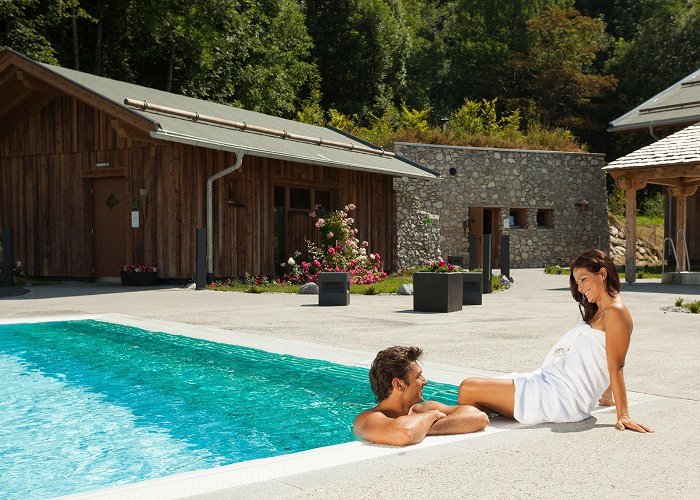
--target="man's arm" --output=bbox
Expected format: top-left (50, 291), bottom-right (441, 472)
top-left (353, 408), bottom-right (446, 446)
top-left (426, 404), bottom-right (489, 435)
top-left (410, 401), bottom-right (489, 435)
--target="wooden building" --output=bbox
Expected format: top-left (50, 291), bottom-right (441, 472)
top-left (607, 68), bottom-right (700, 282)
top-left (0, 49), bottom-right (436, 280)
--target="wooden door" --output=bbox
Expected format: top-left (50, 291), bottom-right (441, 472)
top-left (469, 206), bottom-right (483, 268)
top-left (91, 177), bottom-right (127, 277)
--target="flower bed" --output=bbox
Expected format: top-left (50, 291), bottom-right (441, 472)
top-left (120, 264), bottom-right (158, 286)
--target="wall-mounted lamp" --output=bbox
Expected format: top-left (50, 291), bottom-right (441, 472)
top-left (575, 200), bottom-right (590, 210)
top-left (95, 161), bottom-right (110, 167)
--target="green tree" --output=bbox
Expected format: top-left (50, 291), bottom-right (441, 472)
top-left (304, 0), bottom-right (410, 118)
top-left (512, 7), bottom-right (617, 135)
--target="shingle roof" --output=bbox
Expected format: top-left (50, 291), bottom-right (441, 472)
top-left (604, 122), bottom-right (700, 171)
top-left (2, 49), bottom-right (437, 178)
top-left (608, 68), bottom-right (700, 133)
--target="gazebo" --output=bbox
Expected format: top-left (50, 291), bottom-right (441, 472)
top-left (607, 69), bottom-right (700, 284)
top-left (604, 125), bottom-right (700, 283)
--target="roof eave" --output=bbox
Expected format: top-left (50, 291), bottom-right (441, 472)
top-left (150, 130), bottom-right (437, 179)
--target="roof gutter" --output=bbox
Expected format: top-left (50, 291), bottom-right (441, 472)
top-left (207, 150), bottom-right (244, 281)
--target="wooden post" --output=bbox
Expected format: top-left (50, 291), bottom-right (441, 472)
top-left (624, 187), bottom-right (637, 284)
top-left (670, 184), bottom-right (698, 272)
top-left (617, 176), bottom-right (647, 285)
top-left (676, 195), bottom-right (687, 272)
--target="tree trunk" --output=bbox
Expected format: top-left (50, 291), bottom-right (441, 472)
top-left (94, 1), bottom-right (107, 76)
top-left (166, 44), bottom-right (175, 92)
top-left (72, 7), bottom-right (80, 70)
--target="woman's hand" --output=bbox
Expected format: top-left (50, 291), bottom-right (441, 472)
top-left (616, 416), bottom-right (654, 433)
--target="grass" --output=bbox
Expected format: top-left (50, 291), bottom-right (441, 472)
top-left (673, 297), bottom-right (700, 314)
top-left (207, 272), bottom-right (510, 294)
top-left (544, 264), bottom-right (662, 279)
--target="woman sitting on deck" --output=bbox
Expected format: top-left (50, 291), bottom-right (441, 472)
top-left (458, 248), bottom-right (653, 433)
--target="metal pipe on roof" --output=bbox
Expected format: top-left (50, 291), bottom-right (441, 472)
top-left (207, 149), bottom-right (244, 282)
top-left (124, 98), bottom-right (395, 158)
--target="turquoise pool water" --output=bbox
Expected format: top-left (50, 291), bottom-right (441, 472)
top-left (0, 320), bottom-right (459, 498)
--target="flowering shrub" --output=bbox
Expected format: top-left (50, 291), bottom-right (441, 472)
top-left (281, 203), bottom-right (386, 285)
top-left (121, 264), bottom-right (157, 273)
top-left (417, 257), bottom-right (462, 273)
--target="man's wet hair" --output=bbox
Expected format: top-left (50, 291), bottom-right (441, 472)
top-left (369, 346), bottom-right (423, 402)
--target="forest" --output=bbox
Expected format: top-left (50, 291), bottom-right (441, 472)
top-left (1, 0), bottom-right (700, 159)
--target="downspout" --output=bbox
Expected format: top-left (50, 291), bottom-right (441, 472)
top-left (207, 149), bottom-right (244, 282)
top-left (648, 123), bottom-right (660, 141)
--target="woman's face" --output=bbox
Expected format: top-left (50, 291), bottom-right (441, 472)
top-left (572, 267), bottom-right (608, 304)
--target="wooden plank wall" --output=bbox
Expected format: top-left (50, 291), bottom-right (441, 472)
top-left (1, 92), bottom-right (396, 279)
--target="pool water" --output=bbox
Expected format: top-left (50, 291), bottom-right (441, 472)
top-left (0, 320), bottom-right (459, 498)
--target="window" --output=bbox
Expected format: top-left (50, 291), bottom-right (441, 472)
top-left (537, 209), bottom-right (553, 229)
top-left (289, 187), bottom-right (311, 209)
top-left (509, 208), bottom-right (527, 228)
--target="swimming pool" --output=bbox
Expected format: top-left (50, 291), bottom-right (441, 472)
top-left (0, 319), bottom-right (460, 498)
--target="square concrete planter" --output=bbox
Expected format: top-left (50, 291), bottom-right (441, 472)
top-left (318, 272), bottom-right (350, 306)
top-left (413, 272), bottom-right (463, 313)
top-left (462, 272), bottom-right (483, 305)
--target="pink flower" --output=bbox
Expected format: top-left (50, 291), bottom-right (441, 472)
top-left (313, 259), bottom-right (321, 267)
top-left (315, 218), bottom-right (325, 228)
top-left (328, 247), bottom-right (336, 255)
top-left (309, 211), bottom-right (316, 217)
top-left (375, 253), bottom-right (380, 261)
top-left (362, 241), bottom-right (368, 247)
top-left (327, 232), bottom-right (334, 238)
top-left (348, 204), bottom-right (356, 210)
top-left (302, 261), bottom-right (310, 270)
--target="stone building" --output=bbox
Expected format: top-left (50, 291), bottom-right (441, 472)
top-left (393, 143), bottom-right (609, 269)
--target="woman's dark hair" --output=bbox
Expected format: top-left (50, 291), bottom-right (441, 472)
top-left (569, 248), bottom-right (620, 323)
top-left (369, 346), bottom-right (423, 402)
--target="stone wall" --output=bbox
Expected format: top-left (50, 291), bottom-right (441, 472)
top-left (393, 143), bottom-right (609, 269)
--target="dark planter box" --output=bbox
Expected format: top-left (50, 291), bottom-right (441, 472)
top-left (413, 272), bottom-right (463, 313)
top-left (318, 272), bottom-right (350, 306)
top-left (462, 272), bottom-right (483, 305)
top-left (120, 271), bottom-right (158, 286)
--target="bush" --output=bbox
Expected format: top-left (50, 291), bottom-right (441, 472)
top-left (675, 297), bottom-right (684, 307)
top-left (281, 204), bottom-right (386, 285)
top-left (688, 301), bottom-right (700, 314)
top-left (544, 264), bottom-right (568, 275)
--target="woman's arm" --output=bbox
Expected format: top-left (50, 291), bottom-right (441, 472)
top-left (603, 307), bottom-right (654, 433)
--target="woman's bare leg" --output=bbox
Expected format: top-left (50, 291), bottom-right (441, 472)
top-left (458, 377), bottom-right (516, 418)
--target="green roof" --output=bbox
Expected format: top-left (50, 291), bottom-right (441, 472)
top-left (38, 60), bottom-right (437, 179)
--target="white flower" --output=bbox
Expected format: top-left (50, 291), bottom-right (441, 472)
top-left (294, 250), bottom-right (302, 257)
top-left (281, 263), bottom-right (286, 267)
top-left (369, 253), bottom-right (375, 260)
top-left (287, 257), bottom-right (296, 265)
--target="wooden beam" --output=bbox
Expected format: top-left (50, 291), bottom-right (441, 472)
top-left (110, 118), bottom-right (158, 143)
top-left (624, 187), bottom-right (637, 284)
top-left (0, 91), bottom-right (55, 136)
top-left (2, 54), bottom-right (156, 134)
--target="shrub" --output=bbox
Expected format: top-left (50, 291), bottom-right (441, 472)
top-left (688, 301), bottom-right (700, 314)
top-left (675, 297), bottom-right (684, 307)
top-left (544, 264), bottom-right (568, 275)
top-left (281, 204), bottom-right (386, 285)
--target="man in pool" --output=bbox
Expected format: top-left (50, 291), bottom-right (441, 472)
top-left (353, 346), bottom-right (489, 445)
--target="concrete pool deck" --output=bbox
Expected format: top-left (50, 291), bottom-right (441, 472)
top-left (2, 268), bottom-right (699, 498)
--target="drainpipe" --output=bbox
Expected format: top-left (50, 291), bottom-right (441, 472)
top-left (207, 150), bottom-right (244, 282)
top-left (648, 124), bottom-right (660, 141)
